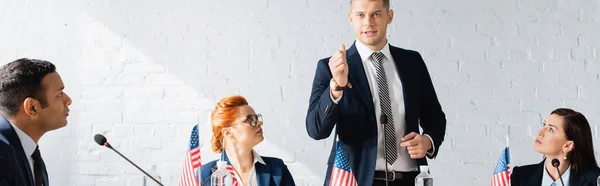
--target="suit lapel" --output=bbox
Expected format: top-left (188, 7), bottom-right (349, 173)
top-left (388, 46), bottom-right (414, 132)
top-left (523, 161), bottom-right (544, 186)
top-left (0, 117), bottom-right (35, 186)
top-left (0, 116), bottom-right (33, 185)
top-left (569, 169), bottom-right (588, 186)
top-left (222, 151), bottom-right (271, 186)
top-left (346, 43), bottom-right (375, 118)
top-left (255, 162), bottom-right (270, 186)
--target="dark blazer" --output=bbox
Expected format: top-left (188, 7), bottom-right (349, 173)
top-left (306, 42), bottom-right (446, 186)
top-left (200, 157), bottom-right (295, 186)
top-left (511, 160), bottom-right (600, 186)
top-left (0, 116), bottom-right (48, 186)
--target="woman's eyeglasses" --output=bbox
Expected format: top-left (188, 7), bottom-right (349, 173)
top-left (229, 114), bottom-right (263, 127)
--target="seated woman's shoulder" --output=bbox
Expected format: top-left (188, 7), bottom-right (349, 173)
top-left (261, 156), bottom-right (285, 165)
top-left (582, 167), bottom-right (600, 176)
top-left (513, 163), bottom-right (541, 172)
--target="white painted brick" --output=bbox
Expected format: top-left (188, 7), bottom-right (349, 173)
top-left (79, 100), bottom-right (103, 111)
top-left (145, 73), bottom-right (184, 86)
top-left (123, 111), bottom-right (166, 124)
top-left (536, 85), bottom-right (579, 100)
top-left (492, 35), bottom-right (536, 48)
top-left (494, 86), bottom-right (536, 100)
top-left (163, 86), bottom-right (199, 99)
top-left (71, 175), bottom-right (97, 186)
top-left (537, 35), bottom-right (579, 50)
top-left (468, 72), bottom-right (511, 88)
top-left (578, 34), bottom-right (600, 48)
top-left (81, 163), bottom-right (123, 175)
top-left (571, 47), bottom-right (595, 60)
top-left (113, 124), bottom-right (134, 138)
top-left (123, 62), bottom-right (166, 74)
top-left (74, 151), bottom-right (102, 162)
top-left (563, 100), bottom-right (600, 116)
top-left (144, 99), bottom-right (190, 112)
top-left (542, 61), bottom-right (586, 73)
top-left (154, 125), bottom-right (177, 138)
top-left (133, 125), bottom-right (157, 138)
top-left (103, 73), bottom-right (146, 86)
top-left (122, 87), bottom-right (165, 99)
top-left (94, 176), bottom-right (127, 185)
top-left (79, 73), bottom-right (105, 86)
top-left (585, 61), bottom-right (600, 73)
top-left (82, 112), bottom-right (122, 124)
top-left (164, 111), bottom-right (199, 124)
top-left (81, 87), bottom-right (123, 100)
top-left (122, 100), bottom-right (146, 112)
top-left (509, 48), bottom-right (532, 60)
top-left (451, 85), bottom-right (494, 100)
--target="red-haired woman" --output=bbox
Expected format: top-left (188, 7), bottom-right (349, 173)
top-left (200, 95), bottom-right (295, 186)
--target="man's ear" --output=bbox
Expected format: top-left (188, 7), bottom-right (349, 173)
top-left (22, 98), bottom-right (39, 116)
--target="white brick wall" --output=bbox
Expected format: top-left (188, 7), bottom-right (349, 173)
top-left (0, 0), bottom-right (598, 185)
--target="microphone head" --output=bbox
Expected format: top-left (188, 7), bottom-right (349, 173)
top-left (94, 134), bottom-right (108, 146)
top-left (380, 114), bottom-right (387, 124)
top-left (552, 158), bottom-right (560, 167)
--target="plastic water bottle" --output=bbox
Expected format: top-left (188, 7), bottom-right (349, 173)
top-left (211, 161), bottom-right (234, 186)
top-left (415, 165), bottom-right (433, 186)
top-left (143, 165), bottom-right (162, 186)
top-left (596, 175), bottom-right (600, 186)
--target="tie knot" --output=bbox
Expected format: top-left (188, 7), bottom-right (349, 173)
top-left (371, 52), bottom-right (385, 64)
top-left (32, 146), bottom-right (41, 159)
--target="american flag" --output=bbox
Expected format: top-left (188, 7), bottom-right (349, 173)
top-left (490, 147), bottom-right (511, 186)
top-left (179, 125), bottom-right (201, 186)
top-left (329, 139), bottom-right (357, 186)
top-left (220, 151), bottom-right (240, 186)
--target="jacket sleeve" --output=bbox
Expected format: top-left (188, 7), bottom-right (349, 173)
top-left (306, 58), bottom-right (342, 140)
top-left (413, 51), bottom-right (446, 158)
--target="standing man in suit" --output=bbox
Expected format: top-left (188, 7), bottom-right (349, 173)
top-left (305, 0), bottom-right (446, 185)
top-left (0, 58), bottom-right (72, 186)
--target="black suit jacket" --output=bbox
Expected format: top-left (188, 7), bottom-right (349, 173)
top-left (0, 116), bottom-right (48, 186)
top-left (306, 42), bottom-right (446, 185)
top-left (511, 160), bottom-right (600, 186)
top-left (200, 157), bottom-right (295, 186)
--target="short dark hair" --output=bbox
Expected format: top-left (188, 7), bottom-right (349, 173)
top-left (0, 58), bottom-right (56, 116)
top-left (552, 108), bottom-right (598, 173)
top-left (350, 0), bottom-right (390, 9)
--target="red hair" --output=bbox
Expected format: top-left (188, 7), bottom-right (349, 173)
top-left (210, 95), bottom-right (248, 153)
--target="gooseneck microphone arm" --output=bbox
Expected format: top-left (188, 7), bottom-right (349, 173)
top-left (381, 114), bottom-right (389, 186)
top-left (94, 134), bottom-right (164, 186)
top-left (551, 158), bottom-right (566, 186)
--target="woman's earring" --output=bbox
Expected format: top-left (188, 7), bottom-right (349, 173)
top-left (564, 156), bottom-right (567, 160)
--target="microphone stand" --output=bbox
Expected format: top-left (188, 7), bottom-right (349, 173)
top-left (104, 143), bottom-right (164, 186)
top-left (381, 114), bottom-right (389, 186)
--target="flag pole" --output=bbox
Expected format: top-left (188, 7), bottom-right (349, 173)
top-left (506, 126), bottom-right (511, 165)
top-left (196, 123), bottom-right (201, 185)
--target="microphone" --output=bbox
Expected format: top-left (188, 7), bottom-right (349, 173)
top-left (94, 134), bottom-right (164, 186)
top-left (551, 158), bottom-right (565, 186)
top-left (381, 114), bottom-right (389, 186)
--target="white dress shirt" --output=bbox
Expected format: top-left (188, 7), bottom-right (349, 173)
top-left (542, 163), bottom-right (570, 186)
top-left (230, 150), bottom-right (266, 186)
top-left (331, 40), bottom-right (435, 172)
top-left (10, 122), bottom-right (37, 178)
